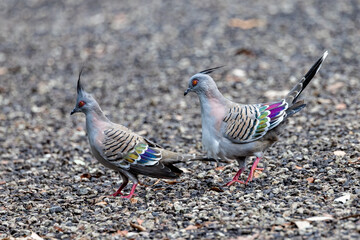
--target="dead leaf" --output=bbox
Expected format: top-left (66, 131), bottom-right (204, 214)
top-left (215, 166), bottom-right (226, 171)
top-left (228, 18), bottom-right (266, 29)
top-left (130, 222), bottom-right (146, 232)
top-left (163, 180), bottom-right (182, 185)
top-left (334, 150), bottom-right (346, 157)
top-left (54, 226), bottom-right (64, 232)
top-left (130, 198), bottom-right (138, 204)
top-left (95, 201), bottom-right (107, 206)
top-left (294, 221), bottom-right (311, 230)
top-left (151, 179), bottom-right (161, 186)
top-left (306, 177), bottom-right (315, 183)
top-left (0, 181), bottom-right (6, 185)
top-left (334, 193), bottom-right (350, 203)
top-left (335, 103), bottom-right (347, 110)
top-left (327, 82), bottom-right (345, 94)
top-left (210, 187), bottom-right (224, 192)
top-left (253, 169), bottom-right (263, 179)
top-left (185, 225), bottom-right (198, 230)
top-left (80, 173), bottom-right (91, 179)
top-left (295, 165), bottom-right (303, 170)
top-left (235, 48), bottom-right (256, 57)
top-left (25, 204), bottom-right (33, 210)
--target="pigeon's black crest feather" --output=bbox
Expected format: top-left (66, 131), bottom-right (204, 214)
top-left (77, 68), bottom-right (84, 94)
top-left (199, 66), bottom-right (224, 75)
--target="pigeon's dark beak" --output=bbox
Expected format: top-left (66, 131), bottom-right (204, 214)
top-left (184, 88), bottom-right (191, 96)
top-left (70, 108), bottom-right (77, 115)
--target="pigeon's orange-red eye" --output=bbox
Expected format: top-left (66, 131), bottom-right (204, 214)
top-left (78, 101), bottom-right (85, 108)
top-left (192, 79), bottom-right (199, 86)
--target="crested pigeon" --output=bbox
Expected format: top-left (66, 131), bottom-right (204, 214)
top-left (184, 51), bottom-right (328, 186)
top-left (70, 70), bottom-right (195, 199)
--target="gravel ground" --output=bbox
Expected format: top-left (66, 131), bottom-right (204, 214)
top-left (0, 0), bottom-right (359, 239)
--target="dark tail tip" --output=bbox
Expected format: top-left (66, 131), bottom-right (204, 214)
top-left (301, 51), bottom-right (328, 92)
top-left (292, 51), bottom-right (328, 103)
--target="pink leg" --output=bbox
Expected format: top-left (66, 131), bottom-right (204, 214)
top-left (121, 183), bottom-right (138, 199)
top-left (245, 157), bottom-right (263, 184)
top-left (225, 167), bottom-right (245, 186)
top-left (110, 181), bottom-right (128, 197)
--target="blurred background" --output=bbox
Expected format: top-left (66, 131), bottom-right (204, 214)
top-left (0, 0), bottom-right (359, 239)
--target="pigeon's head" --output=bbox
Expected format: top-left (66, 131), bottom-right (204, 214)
top-left (184, 66), bottom-right (223, 96)
top-left (70, 69), bottom-right (98, 115)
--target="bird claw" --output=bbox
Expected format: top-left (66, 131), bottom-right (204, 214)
top-left (111, 191), bottom-right (137, 198)
top-left (119, 183), bottom-right (138, 199)
top-left (110, 192), bottom-right (123, 197)
top-left (225, 179), bottom-right (246, 187)
top-left (120, 194), bottom-right (135, 199)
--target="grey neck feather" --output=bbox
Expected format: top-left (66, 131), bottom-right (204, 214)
top-left (197, 85), bottom-right (229, 126)
top-left (85, 102), bottom-right (110, 125)
top-left (198, 84), bottom-right (228, 108)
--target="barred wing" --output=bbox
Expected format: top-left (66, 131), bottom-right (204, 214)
top-left (223, 100), bottom-right (288, 143)
top-left (102, 127), bottom-right (161, 170)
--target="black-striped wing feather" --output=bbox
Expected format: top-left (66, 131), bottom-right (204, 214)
top-left (103, 128), bottom-right (139, 159)
top-left (102, 126), bottom-right (181, 179)
top-left (223, 101), bottom-right (288, 143)
top-left (102, 127), bottom-right (160, 169)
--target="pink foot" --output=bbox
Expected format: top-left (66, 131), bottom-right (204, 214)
top-left (110, 182), bottom-right (128, 197)
top-left (245, 157), bottom-right (262, 184)
top-left (225, 167), bottom-right (245, 186)
top-left (120, 183), bottom-right (138, 199)
top-left (226, 179), bottom-right (246, 186)
top-left (110, 191), bottom-right (123, 197)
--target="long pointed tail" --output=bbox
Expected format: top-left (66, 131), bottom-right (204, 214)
top-left (285, 51), bottom-right (328, 105)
